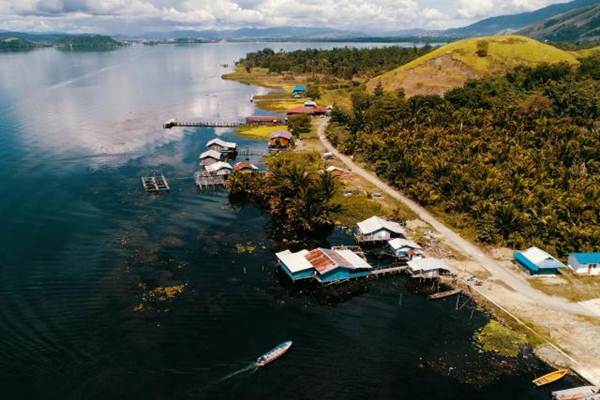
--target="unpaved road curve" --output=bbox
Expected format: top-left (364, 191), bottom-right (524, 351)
top-left (317, 118), bottom-right (599, 319)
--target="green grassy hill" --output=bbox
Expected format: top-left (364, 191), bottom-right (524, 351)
top-left (367, 35), bottom-right (579, 96)
top-left (575, 45), bottom-right (600, 57)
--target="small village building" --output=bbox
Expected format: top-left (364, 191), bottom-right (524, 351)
top-left (286, 105), bottom-right (328, 117)
top-left (268, 130), bottom-right (293, 150)
top-left (325, 166), bottom-right (348, 178)
top-left (245, 116), bottom-right (282, 125)
top-left (388, 238), bottom-right (424, 260)
top-left (355, 216), bottom-right (406, 243)
top-left (514, 246), bottom-right (565, 275)
top-left (199, 149), bottom-right (223, 166)
top-left (234, 161), bottom-right (259, 174)
top-left (205, 138), bottom-right (237, 154)
top-left (568, 253), bottom-right (600, 276)
top-left (276, 247), bottom-right (372, 284)
top-left (407, 258), bottom-right (451, 279)
top-left (303, 101), bottom-right (317, 108)
top-left (292, 85), bottom-right (306, 97)
top-left (204, 161), bottom-right (233, 176)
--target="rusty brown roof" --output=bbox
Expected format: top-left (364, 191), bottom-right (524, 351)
top-left (306, 248), bottom-right (348, 274)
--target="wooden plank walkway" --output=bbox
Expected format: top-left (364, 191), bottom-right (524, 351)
top-left (369, 265), bottom-right (407, 278)
top-left (164, 120), bottom-right (244, 129)
top-left (141, 175), bottom-right (170, 193)
top-left (429, 288), bottom-right (462, 300)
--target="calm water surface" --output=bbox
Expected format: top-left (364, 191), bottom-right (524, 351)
top-left (0, 43), bottom-right (577, 399)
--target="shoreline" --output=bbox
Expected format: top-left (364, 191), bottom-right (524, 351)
top-left (225, 67), bottom-right (600, 387)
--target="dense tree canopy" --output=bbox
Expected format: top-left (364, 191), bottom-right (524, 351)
top-left (328, 60), bottom-right (600, 256)
top-left (228, 151), bottom-right (339, 248)
top-left (239, 45), bottom-right (433, 80)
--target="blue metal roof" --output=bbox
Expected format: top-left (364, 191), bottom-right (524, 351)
top-left (514, 251), bottom-right (561, 275)
top-left (572, 253), bottom-right (600, 264)
top-left (292, 85), bottom-right (306, 92)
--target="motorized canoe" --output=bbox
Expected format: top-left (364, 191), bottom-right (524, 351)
top-left (255, 341), bottom-right (293, 367)
top-left (533, 369), bottom-right (569, 387)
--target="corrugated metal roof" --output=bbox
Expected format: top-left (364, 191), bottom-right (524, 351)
top-left (518, 247), bottom-right (563, 267)
top-left (205, 161), bottom-right (232, 173)
top-left (234, 162), bottom-right (258, 171)
top-left (199, 149), bottom-right (222, 160)
top-left (206, 138), bottom-right (237, 149)
top-left (407, 258), bottom-right (450, 273)
top-left (388, 238), bottom-right (421, 251)
top-left (276, 249), bottom-right (312, 273)
top-left (306, 248), bottom-right (343, 274)
top-left (335, 249), bottom-right (372, 270)
top-left (572, 252), bottom-right (600, 264)
top-left (269, 130), bottom-right (292, 140)
top-left (357, 216), bottom-right (405, 235)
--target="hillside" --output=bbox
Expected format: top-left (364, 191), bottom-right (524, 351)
top-left (446, 0), bottom-right (598, 37)
top-left (367, 36), bottom-right (579, 96)
top-left (0, 37), bottom-right (42, 51)
top-left (55, 34), bottom-right (122, 51)
top-left (519, 4), bottom-right (600, 42)
top-left (575, 45), bottom-right (600, 57)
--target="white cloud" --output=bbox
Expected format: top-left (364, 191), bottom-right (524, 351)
top-left (0, 0), bottom-right (575, 33)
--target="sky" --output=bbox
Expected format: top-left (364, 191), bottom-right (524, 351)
top-left (0, 0), bottom-right (573, 34)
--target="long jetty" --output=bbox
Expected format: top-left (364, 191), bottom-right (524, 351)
top-left (163, 119), bottom-right (244, 129)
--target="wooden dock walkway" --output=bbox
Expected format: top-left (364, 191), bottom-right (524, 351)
top-left (428, 288), bottom-right (462, 300)
top-left (164, 119), bottom-right (244, 129)
top-left (369, 265), bottom-right (407, 278)
top-left (141, 175), bottom-right (170, 193)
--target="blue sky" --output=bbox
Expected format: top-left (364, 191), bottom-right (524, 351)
top-left (0, 0), bottom-right (570, 34)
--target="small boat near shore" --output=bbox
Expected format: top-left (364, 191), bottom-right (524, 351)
top-left (533, 368), bottom-right (569, 386)
top-left (255, 341), bottom-right (293, 367)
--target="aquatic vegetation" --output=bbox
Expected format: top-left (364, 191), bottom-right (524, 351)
top-left (153, 284), bottom-right (186, 300)
top-left (474, 320), bottom-right (527, 358)
top-left (235, 242), bottom-right (256, 254)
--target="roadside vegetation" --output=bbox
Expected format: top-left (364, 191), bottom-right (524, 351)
top-left (328, 60), bottom-right (600, 257)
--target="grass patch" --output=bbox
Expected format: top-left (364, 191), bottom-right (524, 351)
top-left (528, 272), bottom-right (600, 302)
top-left (237, 125), bottom-right (289, 139)
top-left (332, 189), bottom-right (385, 227)
top-left (474, 320), bottom-right (528, 357)
top-left (368, 35), bottom-right (579, 95)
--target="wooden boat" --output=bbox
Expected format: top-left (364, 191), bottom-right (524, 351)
top-left (533, 368), bottom-right (569, 386)
top-left (553, 386), bottom-right (600, 400)
top-left (255, 341), bottom-right (292, 367)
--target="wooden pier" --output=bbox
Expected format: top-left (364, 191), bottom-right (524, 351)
top-left (369, 265), bottom-right (407, 278)
top-left (428, 288), bottom-right (462, 300)
top-left (195, 172), bottom-right (227, 191)
top-left (141, 175), bottom-right (170, 193)
top-left (163, 119), bottom-right (244, 129)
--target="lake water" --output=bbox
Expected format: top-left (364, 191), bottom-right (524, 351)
top-left (0, 43), bottom-right (577, 399)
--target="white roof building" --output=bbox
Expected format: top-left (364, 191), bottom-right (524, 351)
top-left (199, 149), bottom-right (223, 161)
top-left (407, 258), bottom-right (451, 278)
top-left (388, 238), bottom-right (422, 251)
top-left (356, 216), bottom-right (406, 242)
top-left (204, 161), bottom-right (233, 175)
top-left (206, 138), bottom-right (237, 150)
top-left (276, 249), bottom-right (312, 273)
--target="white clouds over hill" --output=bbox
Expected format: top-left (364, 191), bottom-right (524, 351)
top-left (0, 0), bottom-right (570, 34)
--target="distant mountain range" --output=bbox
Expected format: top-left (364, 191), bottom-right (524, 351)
top-left (445, 0), bottom-right (599, 37)
top-left (519, 3), bottom-right (600, 41)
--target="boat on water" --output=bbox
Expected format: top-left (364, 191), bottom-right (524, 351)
top-left (533, 368), bottom-right (569, 387)
top-left (553, 386), bottom-right (600, 400)
top-left (255, 341), bottom-right (293, 367)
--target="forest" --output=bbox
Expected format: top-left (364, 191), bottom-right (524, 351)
top-left (228, 151), bottom-right (339, 248)
top-left (238, 45), bottom-right (433, 80)
top-left (328, 58), bottom-right (600, 256)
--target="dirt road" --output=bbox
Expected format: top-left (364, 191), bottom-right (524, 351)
top-left (317, 118), bottom-right (599, 319)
